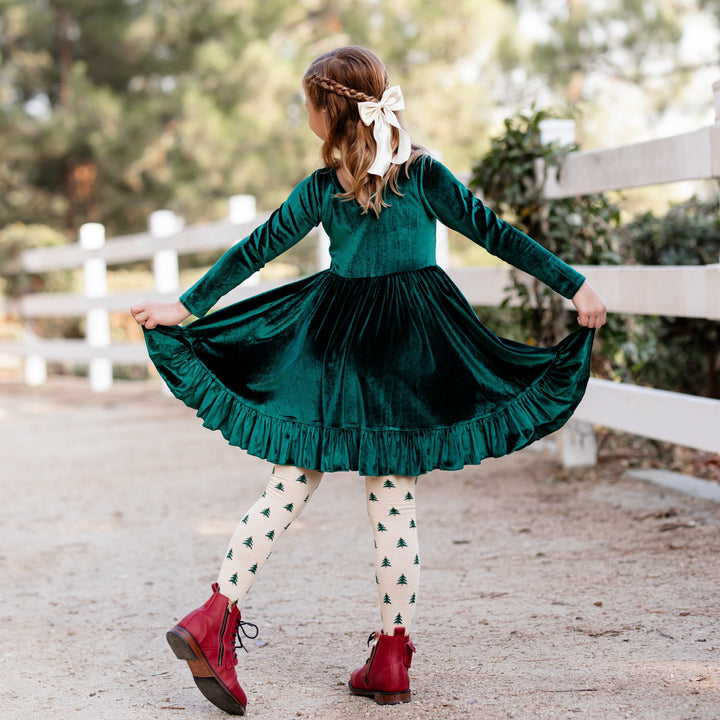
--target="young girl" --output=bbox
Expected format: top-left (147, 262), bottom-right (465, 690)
top-left (131, 46), bottom-right (606, 716)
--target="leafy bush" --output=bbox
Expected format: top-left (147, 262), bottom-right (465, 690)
top-left (468, 108), bottom-right (643, 378)
top-left (619, 198), bottom-right (720, 398)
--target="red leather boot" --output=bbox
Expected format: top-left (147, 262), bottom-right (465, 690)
top-left (349, 627), bottom-right (415, 705)
top-left (166, 584), bottom-right (257, 716)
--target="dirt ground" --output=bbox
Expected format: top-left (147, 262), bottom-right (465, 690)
top-left (1, 379), bottom-right (719, 720)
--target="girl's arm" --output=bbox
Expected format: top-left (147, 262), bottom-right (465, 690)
top-left (419, 158), bottom-right (605, 325)
top-left (131, 173), bottom-right (323, 327)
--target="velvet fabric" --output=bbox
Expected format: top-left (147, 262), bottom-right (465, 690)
top-left (144, 157), bottom-right (593, 476)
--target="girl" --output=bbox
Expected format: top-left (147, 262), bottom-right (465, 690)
top-left (131, 46), bottom-right (606, 716)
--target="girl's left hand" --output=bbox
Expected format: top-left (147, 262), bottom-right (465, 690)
top-left (571, 281), bottom-right (607, 329)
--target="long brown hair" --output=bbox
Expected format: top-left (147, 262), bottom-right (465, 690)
top-left (303, 46), bottom-right (425, 217)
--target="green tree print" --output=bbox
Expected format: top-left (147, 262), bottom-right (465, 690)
top-left (260, 507), bottom-right (271, 518)
top-left (248, 563), bottom-right (258, 575)
top-left (413, 555), bottom-right (420, 565)
top-left (377, 522), bottom-right (388, 532)
top-left (241, 514), bottom-right (249, 525)
top-left (383, 593), bottom-right (392, 604)
top-left (397, 574), bottom-right (408, 585)
top-left (283, 503), bottom-right (294, 513)
top-left (381, 557), bottom-right (392, 567)
top-left (389, 507), bottom-right (400, 516)
top-left (229, 573), bottom-right (239, 585)
top-left (394, 613), bottom-right (403, 625)
top-left (405, 492), bottom-right (414, 500)
top-left (397, 538), bottom-right (408, 548)
top-left (226, 548), bottom-right (233, 560)
top-left (243, 537), bottom-right (253, 549)
top-left (368, 492), bottom-right (378, 502)
top-left (296, 474), bottom-right (307, 484)
top-left (265, 529), bottom-right (275, 541)
top-left (383, 479), bottom-right (396, 489)
top-left (409, 519), bottom-right (416, 528)
top-left (409, 593), bottom-right (416, 604)
top-left (274, 482), bottom-right (285, 492)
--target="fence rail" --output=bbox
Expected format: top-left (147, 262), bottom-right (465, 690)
top-left (2, 82), bottom-right (719, 464)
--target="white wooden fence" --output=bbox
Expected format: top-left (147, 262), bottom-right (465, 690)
top-left (1, 83), bottom-right (719, 465)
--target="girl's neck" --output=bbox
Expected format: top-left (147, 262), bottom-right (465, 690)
top-left (335, 166), bottom-right (352, 192)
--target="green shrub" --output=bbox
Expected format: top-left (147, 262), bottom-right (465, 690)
top-left (468, 108), bottom-right (641, 379)
top-left (619, 198), bottom-right (720, 398)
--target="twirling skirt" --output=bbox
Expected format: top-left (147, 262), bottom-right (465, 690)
top-left (144, 265), bottom-right (593, 476)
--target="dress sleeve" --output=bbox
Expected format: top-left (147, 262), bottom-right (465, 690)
top-left (417, 158), bottom-right (586, 299)
top-left (180, 173), bottom-right (322, 317)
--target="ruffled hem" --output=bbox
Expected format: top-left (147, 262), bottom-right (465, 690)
top-left (144, 325), bottom-right (593, 477)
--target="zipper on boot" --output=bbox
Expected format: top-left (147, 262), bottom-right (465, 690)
top-left (217, 604), bottom-right (231, 667)
top-left (364, 633), bottom-right (380, 684)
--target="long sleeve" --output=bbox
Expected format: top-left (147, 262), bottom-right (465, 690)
top-left (180, 173), bottom-right (322, 317)
top-left (418, 158), bottom-right (585, 299)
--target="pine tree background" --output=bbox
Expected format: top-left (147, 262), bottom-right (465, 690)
top-left (1, 0), bottom-right (716, 238)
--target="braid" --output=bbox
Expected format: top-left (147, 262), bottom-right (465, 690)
top-left (305, 74), bottom-right (379, 103)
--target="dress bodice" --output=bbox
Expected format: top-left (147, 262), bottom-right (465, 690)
top-left (180, 157), bottom-right (585, 318)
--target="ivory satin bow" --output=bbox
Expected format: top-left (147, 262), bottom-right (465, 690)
top-left (358, 86), bottom-right (412, 176)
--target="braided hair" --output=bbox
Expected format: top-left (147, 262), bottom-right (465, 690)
top-left (303, 47), bottom-right (424, 217)
top-left (304, 74), bottom-right (378, 104)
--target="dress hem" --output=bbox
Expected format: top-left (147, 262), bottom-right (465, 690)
top-left (143, 325), bottom-right (594, 477)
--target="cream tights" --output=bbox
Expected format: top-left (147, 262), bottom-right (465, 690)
top-left (217, 465), bottom-right (323, 601)
top-left (217, 466), bottom-right (420, 634)
top-left (365, 474), bottom-right (420, 634)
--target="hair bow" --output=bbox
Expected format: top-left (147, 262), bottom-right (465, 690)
top-left (358, 86), bottom-right (412, 176)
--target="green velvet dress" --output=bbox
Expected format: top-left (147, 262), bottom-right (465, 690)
top-left (144, 157), bottom-right (593, 476)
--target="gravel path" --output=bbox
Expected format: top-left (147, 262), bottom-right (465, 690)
top-left (1, 380), bottom-right (719, 720)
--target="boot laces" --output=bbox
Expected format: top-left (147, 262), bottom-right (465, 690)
top-left (232, 617), bottom-right (259, 659)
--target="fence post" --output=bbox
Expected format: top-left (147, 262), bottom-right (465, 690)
top-left (149, 210), bottom-right (181, 294)
top-left (429, 149), bottom-right (450, 269)
top-left (316, 224), bottom-right (331, 270)
top-left (436, 223), bottom-right (449, 270)
top-left (24, 350), bottom-right (47, 386)
top-left (539, 118), bottom-right (577, 146)
top-left (80, 222), bottom-right (113, 392)
top-left (556, 420), bottom-right (598, 468)
top-left (148, 210), bottom-right (182, 396)
top-left (228, 195), bottom-right (259, 285)
top-left (536, 119), bottom-right (597, 468)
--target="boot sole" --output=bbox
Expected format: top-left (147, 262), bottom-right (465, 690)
top-left (348, 681), bottom-right (411, 705)
top-left (166, 625), bottom-right (246, 716)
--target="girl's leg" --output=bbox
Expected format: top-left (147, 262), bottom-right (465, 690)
top-left (217, 465), bottom-right (323, 603)
top-left (364, 474), bottom-right (420, 633)
top-left (167, 464), bottom-right (321, 715)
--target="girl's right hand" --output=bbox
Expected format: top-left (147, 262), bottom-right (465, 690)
top-left (130, 300), bottom-right (190, 329)
top-left (571, 281), bottom-right (607, 329)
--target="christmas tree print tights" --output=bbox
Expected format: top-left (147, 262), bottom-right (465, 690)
top-left (365, 474), bottom-right (419, 634)
top-left (217, 465), bottom-right (323, 601)
top-left (217, 466), bottom-right (419, 634)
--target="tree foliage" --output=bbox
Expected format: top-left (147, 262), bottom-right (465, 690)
top-left (0, 0), bottom-right (514, 236)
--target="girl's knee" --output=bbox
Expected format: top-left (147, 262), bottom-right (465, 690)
top-left (271, 464), bottom-right (323, 489)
